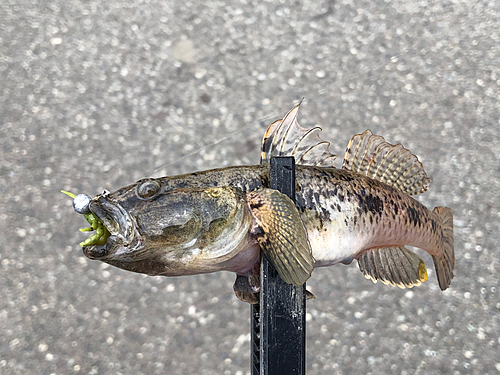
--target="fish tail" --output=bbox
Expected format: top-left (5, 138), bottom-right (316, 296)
top-left (431, 207), bottom-right (455, 290)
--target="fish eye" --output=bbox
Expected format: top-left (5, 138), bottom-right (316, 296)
top-left (136, 179), bottom-right (161, 200)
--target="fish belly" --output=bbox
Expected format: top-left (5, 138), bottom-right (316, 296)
top-left (300, 196), bottom-right (372, 267)
top-left (309, 228), bottom-right (367, 267)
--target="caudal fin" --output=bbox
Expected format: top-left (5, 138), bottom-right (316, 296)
top-left (432, 207), bottom-right (455, 290)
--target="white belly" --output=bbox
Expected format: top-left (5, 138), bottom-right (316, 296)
top-left (308, 226), bottom-right (369, 267)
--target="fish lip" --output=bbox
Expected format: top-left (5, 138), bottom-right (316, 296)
top-left (83, 197), bottom-right (136, 259)
top-left (83, 235), bottom-right (145, 260)
top-left (83, 243), bottom-right (110, 259)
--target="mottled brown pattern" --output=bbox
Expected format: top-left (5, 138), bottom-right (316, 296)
top-left (84, 162), bottom-right (453, 289)
top-left (294, 166), bottom-right (443, 253)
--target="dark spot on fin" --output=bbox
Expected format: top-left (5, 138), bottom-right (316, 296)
top-left (260, 103), bottom-right (338, 167)
top-left (357, 246), bottom-right (428, 289)
top-left (431, 207), bottom-right (455, 290)
top-left (342, 130), bottom-right (431, 195)
top-left (247, 188), bottom-right (314, 286)
top-left (249, 201), bottom-right (264, 210)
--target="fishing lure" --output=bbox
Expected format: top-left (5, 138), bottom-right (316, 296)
top-left (61, 191), bottom-right (110, 247)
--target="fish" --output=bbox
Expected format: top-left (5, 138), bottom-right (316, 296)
top-left (63, 104), bottom-right (455, 303)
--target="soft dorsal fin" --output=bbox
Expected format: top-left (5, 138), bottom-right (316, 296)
top-left (357, 246), bottom-right (428, 289)
top-left (260, 104), bottom-right (338, 167)
top-left (342, 130), bottom-right (431, 195)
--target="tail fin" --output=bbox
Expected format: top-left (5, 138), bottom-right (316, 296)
top-left (432, 207), bottom-right (455, 290)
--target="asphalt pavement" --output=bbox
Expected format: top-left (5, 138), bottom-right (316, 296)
top-left (1, 0), bottom-right (499, 374)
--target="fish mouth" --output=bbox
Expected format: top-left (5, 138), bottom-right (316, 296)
top-left (82, 197), bottom-right (137, 260)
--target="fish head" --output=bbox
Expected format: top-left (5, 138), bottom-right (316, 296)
top-left (80, 179), bottom-right (254, 275)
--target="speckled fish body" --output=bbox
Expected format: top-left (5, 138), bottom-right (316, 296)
top-left (70, 104), bottom-right (454, 300)
top-left (293, 167), bottom-right (445, 266)
top-left (92, 164), bottom-right (442, 264)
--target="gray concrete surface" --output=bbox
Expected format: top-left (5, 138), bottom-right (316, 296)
top-left (1, 0), bottom-right (499, 374)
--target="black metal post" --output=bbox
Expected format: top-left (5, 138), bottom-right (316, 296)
top-left (251, 157), bottom-right (306, 375)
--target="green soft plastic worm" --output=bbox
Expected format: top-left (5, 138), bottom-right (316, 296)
top-left (61, 190), bottom-right (111, 247)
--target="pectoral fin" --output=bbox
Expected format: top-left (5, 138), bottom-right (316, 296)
top-left (357, 246), bottom-right (428, 289)
top-left (246, 189), bottom-right (314, 286)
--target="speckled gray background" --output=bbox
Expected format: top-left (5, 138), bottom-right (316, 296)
top-left (1, 0), bottom-right (499, 374)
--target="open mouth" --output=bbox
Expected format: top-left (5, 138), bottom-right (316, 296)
top-left (61, 191), bottom-right (112, 247)
top-left (62, 191), bottom-right (134, 257)
top-left (82, 197), bottom-right (136, 258)
top-left (79, 212), bottom-right (112, 247)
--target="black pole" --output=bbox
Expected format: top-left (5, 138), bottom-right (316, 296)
top-left (251, 156), bottom-right (306, 375)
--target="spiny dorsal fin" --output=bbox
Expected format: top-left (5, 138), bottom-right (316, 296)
top-left (260, 104), bottom-right (338, 167)
top-left (342, 130), bottom-right (431, 195)
top-left (357, 246), bottom-right (428, 289)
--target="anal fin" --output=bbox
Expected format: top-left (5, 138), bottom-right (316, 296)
top-left (357, 246), bottom-right (428, 289)
top-left (247, 188), bottom-right (315, 286)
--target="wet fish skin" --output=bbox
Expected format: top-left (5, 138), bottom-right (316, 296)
top-left (295, 165), bottom-right (454, 290)
top-left (85, 181), bottom-right (261, 276)
top-left (82, 163), bottom-right (452, 286)
top-left (294, 166), bottom-right (444, 266)
top-left (71, 104), bottom-right (454, 299)
top-left (83, 164), bottom-right (314, 283)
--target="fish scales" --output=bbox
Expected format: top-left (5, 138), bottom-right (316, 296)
top-left (64, 104), bottom-right (455, 302)
top-left (109, 164), bottom-right (443, 268)
top-left (293, 166), bottom-right (443, 267)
